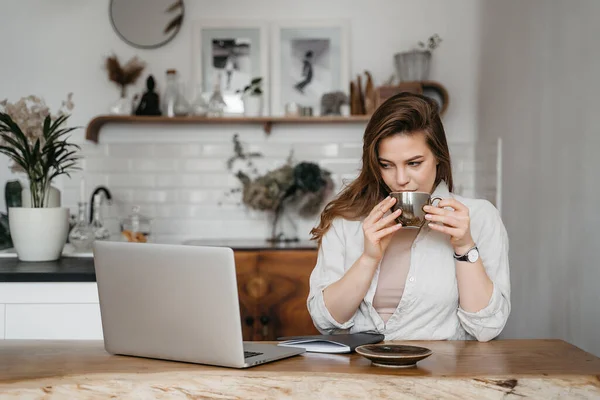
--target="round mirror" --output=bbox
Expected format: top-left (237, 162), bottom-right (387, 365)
top-left (110, 0), bottom-right (185, 49)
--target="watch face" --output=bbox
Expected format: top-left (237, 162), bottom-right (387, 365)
top-left (467, 248), bottom-right (479, 263)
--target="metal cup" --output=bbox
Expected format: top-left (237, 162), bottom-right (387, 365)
top-left (389, 191), bottom-right (442, 228)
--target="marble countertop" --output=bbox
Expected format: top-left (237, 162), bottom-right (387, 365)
top-left (0, 340), bottom-right (599, 399)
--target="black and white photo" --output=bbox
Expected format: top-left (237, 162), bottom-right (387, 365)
top-left (271, 21), bottom-right (349, 116)
top-left (193, 21), bottom-right (269, 115)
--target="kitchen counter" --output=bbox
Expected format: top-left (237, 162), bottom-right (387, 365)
top-left (0, 339), bottom-right (599, 398)
top-left (0, 257), bottom-right (95, 282)
top-left (0, 240), bottom-right (317, 283)
top-left (183, 238), bottom-right (318, 250)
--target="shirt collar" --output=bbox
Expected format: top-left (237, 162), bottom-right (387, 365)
top-left (431, 180), bottom-right (451, 199)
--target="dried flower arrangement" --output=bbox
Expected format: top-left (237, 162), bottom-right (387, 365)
top-left (223, 134), bottom-right (334, 242)
top-left (417, 34), bottom-right (443, 53)
top-left (0, 94), bottom-right (81, 207)
top-left (105, 55), bottom-right (146, 98)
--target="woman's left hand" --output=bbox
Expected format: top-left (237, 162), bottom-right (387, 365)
top-left (423, 198), bottom-right (475, 255)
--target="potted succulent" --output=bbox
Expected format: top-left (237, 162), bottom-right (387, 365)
top-left (394, 34), bottom-right (442, 82)
top-left (0, 94), bottom-right (81, 261)
top-left (238, 77), bottom-right (264, 117)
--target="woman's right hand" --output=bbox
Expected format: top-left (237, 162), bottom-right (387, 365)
top-left (362, 196), bottom-right (402, 262)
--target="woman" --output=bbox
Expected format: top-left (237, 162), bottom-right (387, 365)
top-left (307, 92), bottom-right (510, 342)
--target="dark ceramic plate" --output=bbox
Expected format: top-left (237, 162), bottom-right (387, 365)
top-left (355, 344), bottom-right (432, 368)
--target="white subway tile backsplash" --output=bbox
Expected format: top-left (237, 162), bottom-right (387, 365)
top-left (180, 159), bottom-right (228, 172)
top-left (178, 189), bottom-right (224, 204)
top-left (131, 159), bottom-right (178, 172)
top-left (107, 144), bottom-right (154, 158)
top-left (109, 174), bottom-right (156, 188)
top-left (319, 159), bottom-right (362, 174)
top-left (132, 190), bottom-right (178, 203)
top-left (338, 144), bottom-right (362, 158)
top-left (156, 144), bottom-right (202, 158)
top-left (66, 124), bottom-right (491, 243)
top-left (83, 158), bottom-right (131, 173)
top-left (155, 173), bottom-right (238, 188)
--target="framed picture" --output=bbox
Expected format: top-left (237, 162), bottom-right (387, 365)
top-left (271, 20), bottom-right (350, 116)
top-left (192, 20), bottom-right (269, 115)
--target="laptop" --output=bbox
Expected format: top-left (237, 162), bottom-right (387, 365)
top-left (93, 241), bottom-right (305, 368)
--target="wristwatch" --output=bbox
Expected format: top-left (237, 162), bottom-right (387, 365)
top-left (454, 245), bottom-right (479, 263)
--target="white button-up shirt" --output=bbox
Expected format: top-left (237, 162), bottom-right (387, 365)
top-left (307, 182), bottom-right (510, 342)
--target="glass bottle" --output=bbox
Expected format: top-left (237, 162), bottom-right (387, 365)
top-left (68, 202), bottom-right (95, 251)
top-left (207, 72), bottom-right (226, 117)
top-left (120, 205), bottom-right (152, 243)
top-left (162, 69), bottom-right (190, 117)
top-left (91, 194), bottom-right (111, 241)
top-left (189, 83), bottom-right (208, 116)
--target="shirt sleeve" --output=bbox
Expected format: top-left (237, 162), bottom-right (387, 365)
top-left (457, 200), bottom-right (511, 342)
top-left (307, 218), bottom-right (357, 334)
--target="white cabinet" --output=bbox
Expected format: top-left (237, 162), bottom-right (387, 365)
top-left (0, 283), bottom-right (103, 340)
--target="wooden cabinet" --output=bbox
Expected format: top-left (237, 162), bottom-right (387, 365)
top-left (233, 250), bottom-right (320, 341)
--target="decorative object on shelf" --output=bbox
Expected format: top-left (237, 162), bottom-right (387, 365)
top-left (284, 102), bottom-right (301, 117)
top-left (374, 81), bottom-right (449, 116)
top-left (105, 54), bottom-right (146, 115)
top-left (363, 71), bottom-right (376, 115)
top-left (237, 77), bottom-right (264, 117)
top-left (320, 91), bottom-right (348, 116)
top-left (162, 69), bottom-right (190, 117)
top-left (375, 82), bottom-right (422, 108)
top-left (271, 20), bottom-right (350, 116)
top-left (120, 205), bottom-right (152, 243)
top-left (135, 75), bottom-right (162, 116)
top-left (394, 33), bottom-right (442, 82)
top-left (109, 0), bottom-right (185, 49)
top-left (0, 94), bottom-right (80, 261)
top-left (207, 72), bottom-right (227, 117)
top-left (223, 134), bottom-right (334, 243)
top-left (188, 84), bottom-right (209, 116)
top-left (193, 20), bottom-right (269, 116)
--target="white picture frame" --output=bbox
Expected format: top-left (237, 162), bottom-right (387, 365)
top-left (192, 20), bottom-right (269, 115)
top-left (270, 20), bottom-right (350, 116)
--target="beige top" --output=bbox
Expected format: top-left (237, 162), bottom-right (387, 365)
top-left (372, 228), bottom-right (419, 323)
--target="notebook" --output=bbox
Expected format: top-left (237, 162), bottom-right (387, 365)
top-left (277, 332), bottom-right (385, 353)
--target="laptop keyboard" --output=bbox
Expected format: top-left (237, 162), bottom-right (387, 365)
top-left (244, 351), bottom-right (264, 359)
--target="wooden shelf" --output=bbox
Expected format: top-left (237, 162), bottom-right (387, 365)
top-left (85, 115), bottom-right (371, 143)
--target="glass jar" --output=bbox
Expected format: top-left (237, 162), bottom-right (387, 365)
top-left (162, 69), bottom-right (190, 117)
top-left (189, 84), bottom-right (209, 116)
top-left (68, 202), bottom-right (95, 251)
top-left (120, 205), bottom-right (152, 243)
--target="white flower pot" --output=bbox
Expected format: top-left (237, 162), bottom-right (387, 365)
top-left (243, 95), bottom-right (263, 117)
top-left (8, 207), bottom-right (69, 261)
top-left (21, 186), bottom-right (61, 208)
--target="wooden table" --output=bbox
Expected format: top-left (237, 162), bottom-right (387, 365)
top-left (0, 339), bottom-right (599, 399)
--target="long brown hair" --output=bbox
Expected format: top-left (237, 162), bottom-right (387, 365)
top-left (310, 92), bottom-right (453, 244)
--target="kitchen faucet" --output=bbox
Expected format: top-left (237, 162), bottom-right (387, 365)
top-left (89, 186), bottom-right (112, 223)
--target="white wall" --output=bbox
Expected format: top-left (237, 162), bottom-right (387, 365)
top-left (0, 0), bottom-right (484, 239)
top-left (478, 0), bottom-right (600, 356)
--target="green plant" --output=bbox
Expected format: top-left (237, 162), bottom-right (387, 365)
top-left (237, 77), bottom-right (263, 96)
top-left (417, 34), bottom-right (442, 52)
top-left (0, 94), bottom-right (81, 208)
